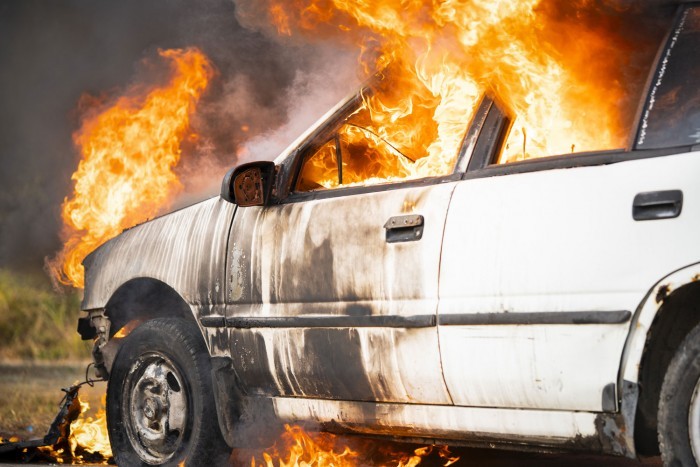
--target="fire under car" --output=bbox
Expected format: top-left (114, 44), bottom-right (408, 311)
top-left (78, 4), bottom-right (700, 466)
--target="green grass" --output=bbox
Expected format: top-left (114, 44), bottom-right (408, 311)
top-left (0, 268), bottom-right (91, 360)
top-left (0, 269), bottom-right (97, 441)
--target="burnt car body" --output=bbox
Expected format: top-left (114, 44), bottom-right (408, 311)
top-left (80, 4), bottom-right (700, 466)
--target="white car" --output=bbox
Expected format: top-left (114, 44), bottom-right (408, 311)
top-left (79, 4), bottom-right (700, 466)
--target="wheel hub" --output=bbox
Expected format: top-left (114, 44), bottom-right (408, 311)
top-left (123, 353), bottom-right (188, 464)
top-left (143, 397), bottom-right (161, 420)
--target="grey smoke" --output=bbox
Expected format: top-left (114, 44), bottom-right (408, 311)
top-left (0, 0), bottom-right (357, 274)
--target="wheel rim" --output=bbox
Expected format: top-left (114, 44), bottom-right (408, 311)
top-left (123, 352), bottom-right (189, 465)
top-left (689, 376), bottom-right (700, 461)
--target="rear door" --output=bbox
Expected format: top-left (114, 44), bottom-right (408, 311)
top-left (439, 155), bottom-right (700, 412)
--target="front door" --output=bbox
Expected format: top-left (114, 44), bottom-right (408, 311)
top-left (222, 91), bottom-right (472, 405)
top-left (225, 182), bottom-right (454, 404)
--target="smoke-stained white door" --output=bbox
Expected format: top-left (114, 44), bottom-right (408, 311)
top-left (226, 182), bottom-right (456, 405)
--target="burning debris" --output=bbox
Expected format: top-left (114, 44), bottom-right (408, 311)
top-left (0, 382), bottom-right (113, 465)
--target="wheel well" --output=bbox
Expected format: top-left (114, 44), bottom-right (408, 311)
top-left (635, 280), bottom-right (700, 455)
top-left (105, 278), bottom-right (194, 337)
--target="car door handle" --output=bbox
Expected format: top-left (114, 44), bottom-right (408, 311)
top-left (633, 190), bottom-right (683, 221)
top-left (384, 214), bottom-right (424, 243)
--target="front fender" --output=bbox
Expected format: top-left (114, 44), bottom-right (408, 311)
top-left (81, 196), bottom-right (235, 311)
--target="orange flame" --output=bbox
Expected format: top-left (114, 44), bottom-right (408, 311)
top-left (237, 0), bottom-right (663, 187)
top-left (251, 424), bottom-right (459, 467)
top-left (49, 48), bottom-right (213, 288)
top-left (68, 395), bottom-right (112, 461)
top-left (36, 394), bottom-right (112, 465)
top-left (253, 425), bottom-right (358, 467)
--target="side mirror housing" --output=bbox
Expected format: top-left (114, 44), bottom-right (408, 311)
top-left (221, 161), bottom-right (276, 207)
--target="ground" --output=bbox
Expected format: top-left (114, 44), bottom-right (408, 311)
top-left (0, 361), bottom-right (664, 466)
top-left (0, 361), bottom-right (104, 441)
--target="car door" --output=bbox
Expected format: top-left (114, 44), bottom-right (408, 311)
top-left (438, 6), bottom-right (700, 412)
top-left (225, 183), bottom-right (454, 404)
top-left (222, 96), bottom-right (466, 405)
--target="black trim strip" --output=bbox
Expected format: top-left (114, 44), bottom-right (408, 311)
top-left (226, 315), bottom-right (436, 329)
top-left (200, 316), bottom-right (226, 328)
top-left (281, 173), bottom-right (461, 204)
top-left (203, 311), bottom-right (632, 328)
top-left (438, 310), bottom-right (632, 326)
top-left (463, 146), bottom-right (691, 180)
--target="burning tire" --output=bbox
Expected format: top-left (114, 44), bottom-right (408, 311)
top-left (106, 317), bottom-right (229, 466)
top-left (658, 322), bottom-right (700, 466)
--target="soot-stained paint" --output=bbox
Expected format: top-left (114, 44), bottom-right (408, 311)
top-left (82, 196), bottom-right (235, 311)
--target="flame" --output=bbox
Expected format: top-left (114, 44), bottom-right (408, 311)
top-left (68, 395), bottom-right (112, 461)
top-left (113, 319), bottom-right (141, 339)
top-left (49, 48), bottom-right (213, 289)
top-left (239, 0), bottom-right (663, 187)
top-left (251, 424), bottom-right (459, 467)
top-left (35, 394), bottom-right (112, 465)
top-left (253, 425), bottom-right (358, 467)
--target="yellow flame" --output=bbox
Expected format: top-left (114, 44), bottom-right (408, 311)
top-left (68, 395), bottom-right (112, 460)
top-left (49, 47), bottom-right (213, 289)
top-left (252, 424), bottom-right (459, 467)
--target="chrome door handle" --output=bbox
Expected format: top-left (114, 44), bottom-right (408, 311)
top-left (384, 214), bottom-right (424, 243)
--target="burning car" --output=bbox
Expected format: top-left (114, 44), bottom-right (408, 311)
top-left (76, 3), bottom-right (700, 466)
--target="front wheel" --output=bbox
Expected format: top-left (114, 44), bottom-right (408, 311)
top-left (106, 318), bottom-right (229, 466)
top-left (658, 321), bottom-right (700, 466)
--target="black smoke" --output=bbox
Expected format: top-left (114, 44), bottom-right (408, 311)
top-left (0, 0), bottom-right (357, 274)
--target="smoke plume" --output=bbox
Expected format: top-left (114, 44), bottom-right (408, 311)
top-left (0, 0), bottom-right (357, 274)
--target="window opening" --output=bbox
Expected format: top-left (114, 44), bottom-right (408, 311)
top-left (637, 7), bottom-right (700, 149)
top-left (294, 80), bottom-right (479, 193)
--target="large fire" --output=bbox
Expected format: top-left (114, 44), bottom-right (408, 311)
top-left (48, 48), bottom-right (213, 289)
top-left (238, 0), bottom-right (663, 187)
top-left (36, 0), bottom-right (668, 464)
top-left (250, 424), bottom-right (460, 467)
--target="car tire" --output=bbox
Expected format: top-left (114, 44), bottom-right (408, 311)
top-left (106, 317), bottom-right (229, 466)
top-left (658, 322), bottom-right (700, 467)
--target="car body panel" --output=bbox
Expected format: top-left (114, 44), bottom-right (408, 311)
top-left (82, 196), bottom-right (235, 319)
top-left (269, 396), bottom-right (599, 448)
top-left (621, 261), bottom-right (700, 385)
top-left (222, 183), bottom-right (456, 404)
top-left (439, 150), bottom-right (700, 411)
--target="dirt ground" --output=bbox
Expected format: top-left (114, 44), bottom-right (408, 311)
top-left (0, 361), bottom-right (105, 441)
top-left (0, 361), bottom-right (663, 466)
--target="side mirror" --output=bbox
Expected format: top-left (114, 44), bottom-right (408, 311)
top-left (221, 161), bottom-right (276, 207)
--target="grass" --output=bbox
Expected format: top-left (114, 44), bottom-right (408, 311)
top-left (0, 268), bottom-right (91, 360)
top-left (0, 268), bottom-right (95, 440)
